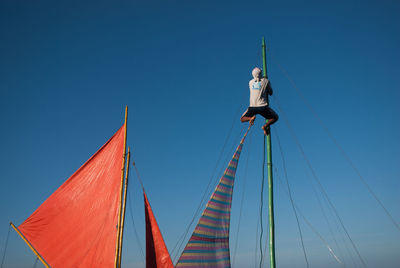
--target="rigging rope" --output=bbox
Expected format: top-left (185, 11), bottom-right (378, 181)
top-left (269, 51), bottom-right (400, 232)
top-left (254, 204), bottom-right (260, 268)
top-left (329, 201), bottom-right (359, 268)
top-left (127, 188), bottom-right (145, 261)
top-left (129, 157), bottom-right (152, 263)
top-left (295, 206), bottom-right (345, 267)
top-left (278, 119), bottom-right (350, 267)
top-left (274, 171), bottom-right (346, 267)
top-left (1, 224), bottom-right (11, 268)
top-left (276, 121), bottom-right (355, 267)
top-left (259, 136), bottom-right (266, 268)
top-left (319, 184), bottom-right (354, 268)
top-left (129, 125), bottom-right (246, 266)
top-left (273, 95), bottom-right (367, 268)
top-left (125, 156), bottom-right (150, 263)
top-left (275, 129), bottom-right (310, 268)
top-left (132, 160), bottom-right (145, 192)
top-left (32, 257), bottom-right (39, 268)
top-left (261, 220), bottom-right (270, 267)
top-left (176, 125), bottom-right (249, 263)
top-left (253, 44), bottom-right (263, 268)
top-left (171, 108), bottom-right (245, 262)
top-left (232, 129), bottom-right (252, 266)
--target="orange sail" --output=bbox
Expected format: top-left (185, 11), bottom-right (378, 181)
top-left (144, 192), bottom-right (174, 268)
top-left (18, 124), bottom-right (126, 267)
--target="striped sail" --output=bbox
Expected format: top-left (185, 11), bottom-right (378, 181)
top-left (176, 128), bottom-right (250, 268)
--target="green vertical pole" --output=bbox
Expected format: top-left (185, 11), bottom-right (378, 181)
top-left (262, 37), bottom-right (276, 268)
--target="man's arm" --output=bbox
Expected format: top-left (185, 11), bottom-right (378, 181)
top-left (267, 81), bottom-right (273, 96)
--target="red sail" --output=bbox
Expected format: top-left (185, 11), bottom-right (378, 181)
top-left (144, 192), bottom-right (174, 268)
top-left (18, 125), bottom-right (126, 267)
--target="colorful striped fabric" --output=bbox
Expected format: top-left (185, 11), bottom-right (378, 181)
top-left (176, 127), bottom-right (250, 268)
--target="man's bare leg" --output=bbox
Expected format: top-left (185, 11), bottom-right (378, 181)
top-left (262, 118), bottom-right (277, 135)
top-left (241, 115), bottom-right (256, 125)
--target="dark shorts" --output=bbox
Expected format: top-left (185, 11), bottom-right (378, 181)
top-left (242, 106), bottom-right (279, 120)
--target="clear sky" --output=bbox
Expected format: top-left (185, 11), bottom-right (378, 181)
top-left (0, 0), bottom-right (399, 267)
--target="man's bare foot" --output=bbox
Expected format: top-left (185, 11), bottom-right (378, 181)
top-left (249, 116), bottom-right (256, 125)
top-left (262, 125), bottom-right (269, 135)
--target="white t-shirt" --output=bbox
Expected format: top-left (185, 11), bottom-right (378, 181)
top-left (249, 78), bottom-right (271, 107)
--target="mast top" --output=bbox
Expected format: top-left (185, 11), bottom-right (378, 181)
top-left (262, 37), bottom-right (268, 78)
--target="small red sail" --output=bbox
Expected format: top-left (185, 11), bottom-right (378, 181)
top-left (18, 125), bottom-right (126, 267)
top-left (144, 192), bottom-right (174, 268)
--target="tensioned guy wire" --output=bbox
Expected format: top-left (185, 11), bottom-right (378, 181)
top-left (259, 136), bottom-right (266, 268)
top-left (1, 224), bottom-right (11, 268)
top-left (275, 128), bottom-right (310, 268)
top-left (127, 189), bottom-right (145, 261)
top-left (171, 107), bottom-right (245, 262)
top-left (232, 128), bottom-right (252, 266)
top-left (269, 51), bottom-right (399, 232)
top-left (274, 171), bottom-right (346, 267)
top-left (273, 94), bottom-right (367, 268)
top-left (32, 257), bottom-right (39, 268)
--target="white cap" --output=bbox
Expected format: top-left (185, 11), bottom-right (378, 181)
top-left (252, 67), bottom-right (262, 78)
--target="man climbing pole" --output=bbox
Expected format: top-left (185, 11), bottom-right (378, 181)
top-left (240, 67), bottom-right (278, 135)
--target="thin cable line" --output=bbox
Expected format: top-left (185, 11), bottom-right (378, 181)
top-left (174, 124), bottom-right (251, 264)
top-left (275, 129), bottom-right (310, 268)
top-left (269, 52), bottom-right (399, 232)
top-left (255, 204), bottom-right (260, 268)
top-left (1, 224), bottom-right (11, 268)
top-left (274, 172), bottom-right (346, 267)
top-left (127, 188), bottom-right (145, 261)
top-left (331, 204), bottom-right (358, 268)
top-left (296, 208), bottom-right (345, 268)
top-left (232, 129), bottom-right (252, 266)
top-left (32, 257), bottom-right (39, 268)
top-left (319, 184), bottom-right (352, 268)
top-left (171, 107), bottom-right (243, 261)
top-left (259, 136), bottom-right (266, 268)
top-left (261, 197), bottom-right (270, 266)
top-left (273, 95), bottom-right (367, 268)
top-left (132, 161), bottom-right (145, 192)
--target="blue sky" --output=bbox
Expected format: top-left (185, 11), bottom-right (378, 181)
top-left (0, 0), bottom-right (399, 267)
